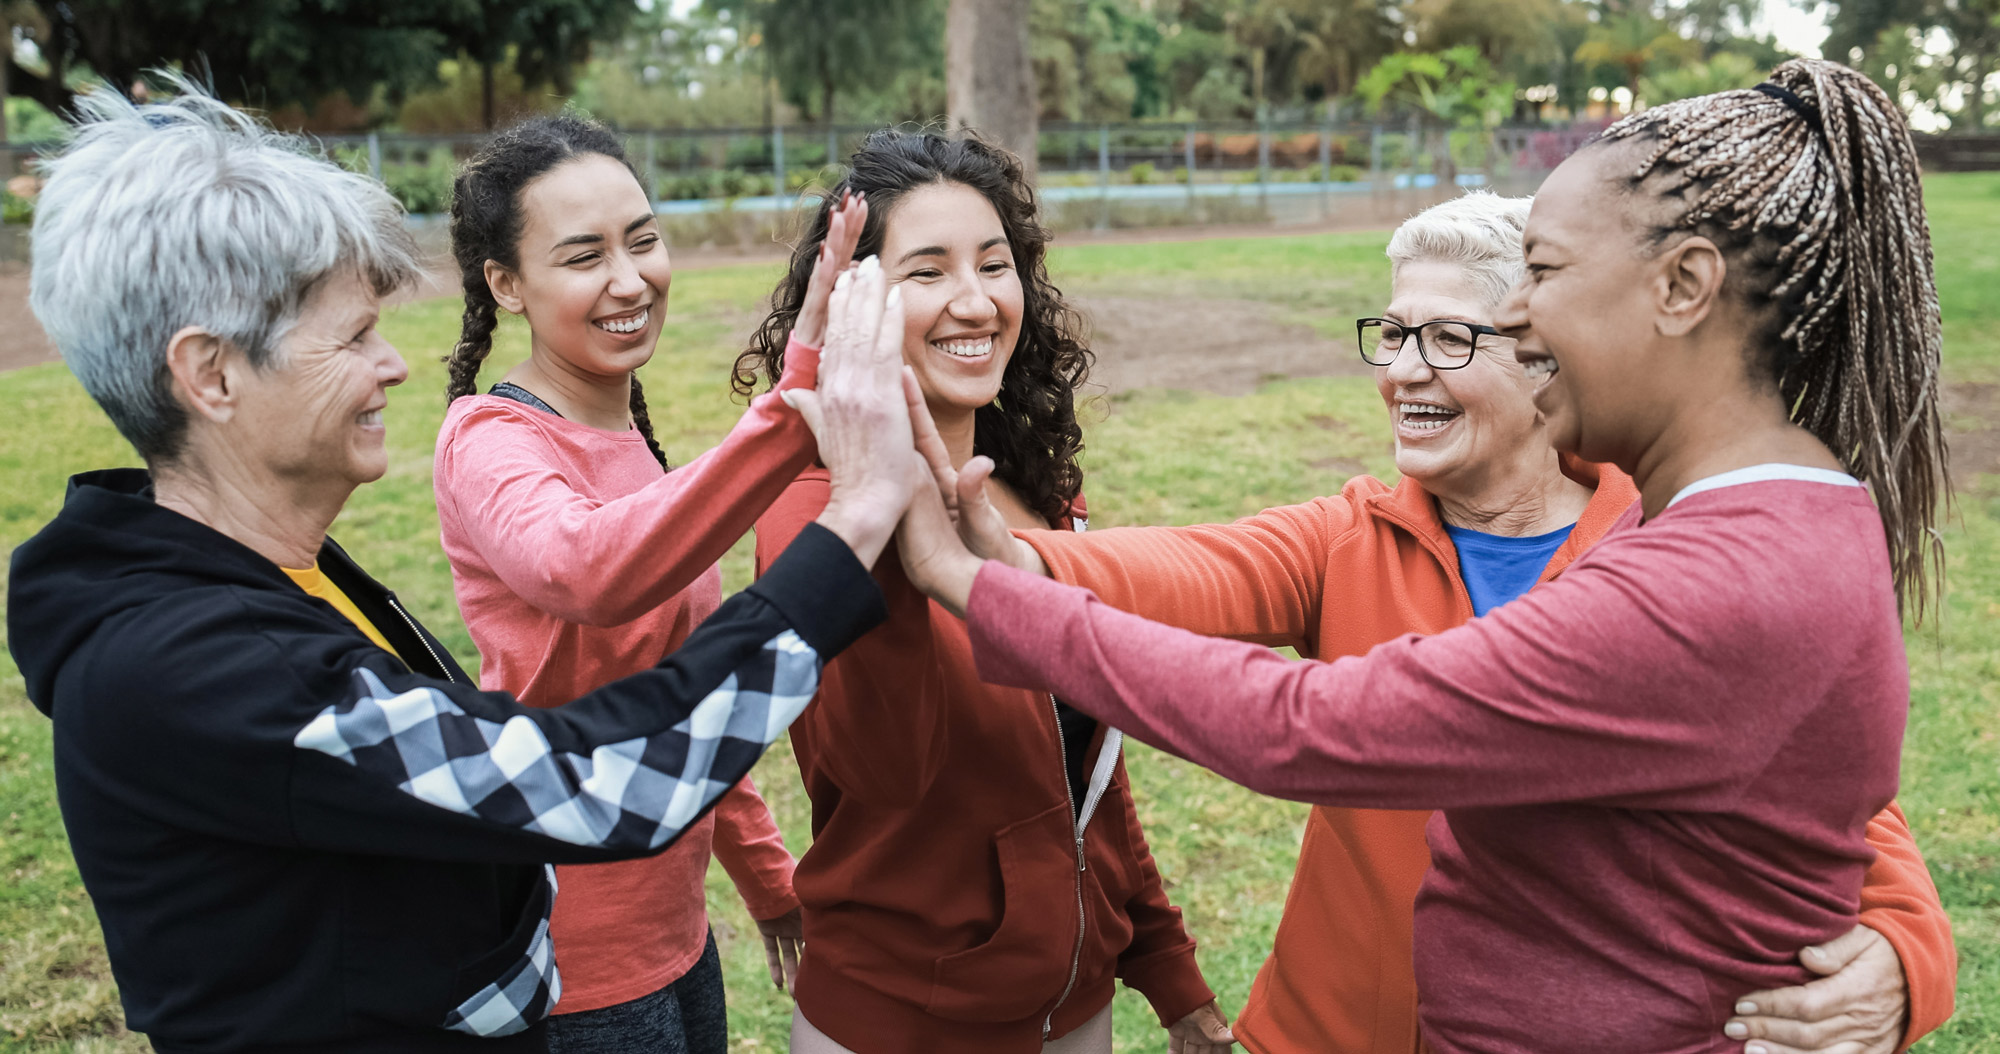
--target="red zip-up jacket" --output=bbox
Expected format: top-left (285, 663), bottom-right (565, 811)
top-left (754, 470), bottom-right (1214, 1054)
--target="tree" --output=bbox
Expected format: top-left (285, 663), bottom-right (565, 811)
top-left (1357, 47), bottom-right (1516, 181)
top-left (9, 0), bottom-right (457, 117)
top-left (437, 0), bottom-right (640, 131)
top-left (710, 0), bottom-right (937, 123)
top-left (1638, 49), bottom-right (1763, 101)
top-left (1574, 10), bottom-right (1701, 99)
top-left (948, 0), bottom-right (1039, 175)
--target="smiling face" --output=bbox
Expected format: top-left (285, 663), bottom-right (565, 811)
top-left (880, 181), bottom-right (1024, 417)
top-left (491, 153), bottom-right (669, 380)
top-left (1374, 259), bottom-right (1549, 504)
top-left (235, 269), bottom-right (407, 492)
top-left (1496, 147), bottom-right (1665, 465)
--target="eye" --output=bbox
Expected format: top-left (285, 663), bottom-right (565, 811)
top-left (564, 252), bottom-right (601, 267)
top-left (982, 261), bottom-right (1012, 275)
top-left (631, 235), bottom-right (660, 251)
top-left (907, 267), bottom-right (943, 280)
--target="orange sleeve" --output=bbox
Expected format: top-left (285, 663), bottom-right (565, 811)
top-left (1020, 496), bottom-right (1358, 651)
top-left (710, 776), bottom-right (799, 921)
top-left (1858, 800), bottom-right (1956, 1049)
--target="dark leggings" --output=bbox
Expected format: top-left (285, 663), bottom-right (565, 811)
top-left (545, 930), bottom-right (728, 1054)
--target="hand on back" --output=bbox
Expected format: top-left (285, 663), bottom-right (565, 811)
top-left (1726, 924), bottom-right (1908, 1054)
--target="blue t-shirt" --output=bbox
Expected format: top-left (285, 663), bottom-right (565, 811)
top-left (1443, 522), bottom-right (1577, 617)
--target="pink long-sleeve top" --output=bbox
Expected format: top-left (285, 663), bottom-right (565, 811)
top-left (432, 339), bottom-right (819, 1013)
top-left (965, 470), bottom-right (1909, 1053)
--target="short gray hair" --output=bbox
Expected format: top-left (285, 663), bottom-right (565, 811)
top-left (30, 74), bottom-right (421, 463)
top-left (1385, 191), bottom-right (1534, 306)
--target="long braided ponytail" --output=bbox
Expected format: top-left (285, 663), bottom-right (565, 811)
top-left (446, 113), bottom-right (670, 469)
top-left (1595, 58), bottom-right (1947, 617)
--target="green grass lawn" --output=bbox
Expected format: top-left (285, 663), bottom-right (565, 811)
top-left (2, 174), bottom-right (1997, 1052)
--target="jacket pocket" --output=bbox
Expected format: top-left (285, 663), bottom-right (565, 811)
top-left (925, 802), bottom-right (1079, 1022)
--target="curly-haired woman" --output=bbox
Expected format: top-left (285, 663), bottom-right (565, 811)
top-left (741, 130), bottom-right (1232, 1054)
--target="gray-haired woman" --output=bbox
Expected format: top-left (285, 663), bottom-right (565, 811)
top-left (5, 80), bottom-right (919, 1052)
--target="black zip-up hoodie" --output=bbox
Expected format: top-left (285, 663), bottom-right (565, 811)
top-left (8, 469), bottom-right (885, 1053)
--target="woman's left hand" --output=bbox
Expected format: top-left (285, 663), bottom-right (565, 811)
top-left (790, 190), bottom-right (869, 349)
top-left (1724, 924), bottom-right (1907, 1053)
top-left (755, 907), bottom-right (805, 996)
top-left (1167, 1000), bottom-right (1236, 1054)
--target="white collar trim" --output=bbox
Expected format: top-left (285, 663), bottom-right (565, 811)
top-left (1667, 463), bottom-right (1864, 508)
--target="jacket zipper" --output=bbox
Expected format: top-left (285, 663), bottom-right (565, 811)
top-left (385, 592), bottom-right (457, 684)
top-left (1044, 694), bottom-right (1089, 1042)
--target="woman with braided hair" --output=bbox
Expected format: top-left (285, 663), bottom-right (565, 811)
top-left (895, 58), bottom-right (1949, 1053)
top-left (430, 113), bottom-right (873, 1052)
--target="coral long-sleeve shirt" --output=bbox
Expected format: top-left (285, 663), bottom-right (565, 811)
top-left (973, 471), bottom-right (1913, 1053)
top-left (1020, 465), bottom-right (1954, 1053)
top-left (432, 340), bottom-right (819, 1012)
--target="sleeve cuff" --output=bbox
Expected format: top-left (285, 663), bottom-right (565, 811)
top-left (748, 521), bottom-right (888, 660)
top-left (776, 334), bottom-right (821, 392)
top-left (1119, 944), bottom-right (1214, 1027)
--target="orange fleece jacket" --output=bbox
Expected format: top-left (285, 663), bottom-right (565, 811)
top-left (1021, 461), bottom-right (1955, 1054)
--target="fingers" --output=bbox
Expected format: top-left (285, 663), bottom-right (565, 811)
top-left (1199, 1002), bottom-right (1236, 1045)
top-left (762, 934), bottom-right (784, 990)
top-left (906, 368), bottom-right (958, 512)
top-left (781, 936), bottom-right (801, 996)
top-left (790, 191), bottom-right (865, 349)
top-left (1802, 923), bottom-right (1882, 977)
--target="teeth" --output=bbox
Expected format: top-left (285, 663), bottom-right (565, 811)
top-left (1397, 402), bottom-right (1457, 416)
top-left (933, 337), bottom-right (992, 359)
top-left (597, 309), bottom-right (648, 334)
top-left (1522, 357), bottom-right (1558, 380)
top-left (358, 410), bottom-right (383, 427)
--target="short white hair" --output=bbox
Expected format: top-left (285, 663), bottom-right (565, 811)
top-left (29, 74), bottom-right (421, 463)
top-left (1385, 191), bottom-right (1534, 306)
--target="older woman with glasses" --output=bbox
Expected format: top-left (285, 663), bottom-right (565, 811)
top-left (4, 80), bottom-right (920, 1052)
top-left (903, 192), bottom-right (1955, 1054)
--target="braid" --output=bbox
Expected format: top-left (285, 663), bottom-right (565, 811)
top-left (446, 279), bottom-right (501, 401)
top-left (628, 374), bottom-right (670, 470)
top-left (1597, 58), bottom-right (1947, 618)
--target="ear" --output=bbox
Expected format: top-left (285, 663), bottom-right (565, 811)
top-left (1654, 235), bottom-right (1725, 338)
top-left (163, 325), bottom-right (238, 425)
top-left (484, 259), bottom-right (526, 316)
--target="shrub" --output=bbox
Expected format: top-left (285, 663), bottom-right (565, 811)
top-left (1128, 161), bottom-right (1157, 185)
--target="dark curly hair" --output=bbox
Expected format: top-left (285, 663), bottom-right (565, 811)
top-left (732, 129), bottom-right (1092, 525)
top-left (444, 112), bottom-right (668, 470)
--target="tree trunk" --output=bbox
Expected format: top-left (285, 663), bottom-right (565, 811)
top-left (946, 0), bottom-right (1039, 178)
top-left (481, 60), bottom-right (496, 132)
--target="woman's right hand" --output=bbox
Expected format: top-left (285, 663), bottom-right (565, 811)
top-left (789, 190), bottom-right (869, 349)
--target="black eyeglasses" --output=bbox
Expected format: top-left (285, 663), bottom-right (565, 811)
top-left (1356, 318), bottom-right (1506, 370)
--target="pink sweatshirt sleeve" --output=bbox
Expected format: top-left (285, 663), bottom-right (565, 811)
top-left (438, 338), bottom-right (819, 627)
top-left (962, 501), bottom-right (1887, 811)
top-left (710, 776), bottom-right (799, 921)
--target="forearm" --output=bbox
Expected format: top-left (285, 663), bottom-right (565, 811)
top-left (712, 778), bottom-right (799, 919)
top-left (962, 560), bottom-right (1776, 811)
top-left (292, 522), bottom-right (886, 864)
top-left (1859, 802), bottom-right (1957, 1047)
top-left (474, 338), bottom-right (821, 626)
top-left (1022, 514), bottom-right (1325, 647)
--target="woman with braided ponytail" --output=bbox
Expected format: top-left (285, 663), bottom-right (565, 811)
top-left (431, 113), bottom-right (872, 1052)
top-left (895, 57), bottom-right (1949, 1053)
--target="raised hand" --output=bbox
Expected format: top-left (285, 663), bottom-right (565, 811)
top-left (790, 190), bottom-right (869, 349)
top-left (783, 256), bottom-right (918, 570)
top-left (904, 388), bottom-right (1047, 576)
